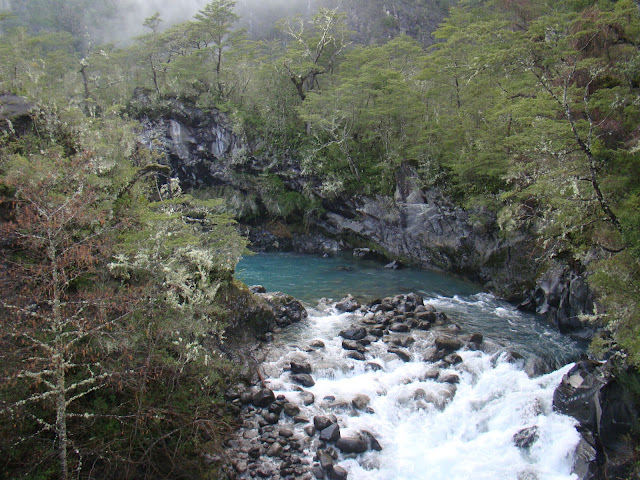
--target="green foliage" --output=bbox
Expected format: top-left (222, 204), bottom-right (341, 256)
top-left (1, 101), bottom-right (246, 478)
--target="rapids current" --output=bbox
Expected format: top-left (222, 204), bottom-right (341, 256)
top-left (230, 253), bottom-right (586, 480)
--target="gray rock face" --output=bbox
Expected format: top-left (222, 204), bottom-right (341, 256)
top-left (553, 360), bottom-right (640, 479)
top-left (521, 264), bottom-right (600, 338)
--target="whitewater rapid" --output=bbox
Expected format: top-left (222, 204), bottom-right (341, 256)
top-left (259, 301), bottom-right (582, 480)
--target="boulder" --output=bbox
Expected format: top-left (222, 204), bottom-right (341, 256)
top-left (434, 335), bottom-right (462, 352)
top-left (553, 360), bottom-right (640, 479)
top-left (318, 450), bottom-right (334, 471)
top-left (328, 466), bottom-right (348, 480)
top-left (351, 394), bottom-right (371, 410)
top-left (291, 373), bottom-right (315, 387)
top-left (299, 391), bottom-right (315, 406)
top-left (319, 423), bottom-right (341, 443)
top-left (252, 388), bottom-right (276, 408)
top-left (346, 351), bottom-right (366, 361)
top-left (388, 347), bottom-right (412, 362)
top-left (314, 415), bottom-right (335, 431)
top-left (336, 294), bottom-right (361, 312)
top-left (336, 435), bottom-right (368, 454)
top-left (256, 291), bottom-right (308, 327)
top-left (389, 322), bottom-right (410, 333)
top-left (513, 426), bottom-right (539, 449)
top-left (249, 285), bottom-right (266, 294)
top-left (266, 442), bottom-right (283, 457)
top-left (361, 430), bottom-right (382, 451)
top-left (290, 360), bottom-right (312, 374)
top-left (342, 340), bottom-right (366, 353)
top-left (283, 403), bottom-right (301, 417)
top-left (365, 362), bottom-right (383, 372)
top-left (339, 326), bottom-right (367, 341)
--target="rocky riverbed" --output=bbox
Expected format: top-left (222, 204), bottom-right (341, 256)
top-left (219, 291), bottom-right (596, 480)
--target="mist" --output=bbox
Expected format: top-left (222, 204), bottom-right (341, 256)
top-left (104, 0), bottom-right (320, 44)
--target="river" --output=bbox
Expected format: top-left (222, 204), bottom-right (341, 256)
top-left (233, 252), bottom-right (587, 480)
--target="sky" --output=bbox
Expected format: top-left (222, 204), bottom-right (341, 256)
top-left (106, 0), bottom-right (316, 43)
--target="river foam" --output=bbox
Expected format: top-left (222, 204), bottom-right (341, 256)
top-left (260, 307), bottom-right (581, 480)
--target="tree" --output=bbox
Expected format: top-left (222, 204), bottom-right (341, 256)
top-left (298, 36), bottom-right (424, 192)
top-left (278, 8), bottom-right (351, 101)
top-left (0, 149), bottom-right (135, 479)
top-left (192, 0), bottom-right (242, 97)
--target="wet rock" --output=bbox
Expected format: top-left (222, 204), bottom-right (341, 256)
top-left (304, 425), bottom-right (317, 436)
top-left (373, 301), bottom-right (395, 313)
top-left (314, 415), bottom-right (334, 431)
top-left (351, 394), bottom-right (371, 410)
top-left (416, 321), bottom-right (432, 330)
top-left (505, 351), bottom-right (524, 363)
top-left (421, 368), bottom-right (440, 380)
top-left (365, 362), bottom-right (383, 372)
top-left (435, 335), bottom-right (462, 352)
top-left (257, 291), bottom-right (309, 327)
top-left (234, 460), bottom-right (249, 473)
top-left (250, 285), bottom-right (267, 294)
top-left (342, 340), bottom-right (366, 353)
top-left (257, 465), bottom-right (276, 477)
top-left (388, 347), bottom-right (412, 362)
top-left (389, 322), bottom-right (409, 333)
top-left (294, 414), bottom-right (309, 423)
top-left (439, 373), bottom-right (460, 384)
top-left (267, 442), bottom-right (284, 457)
top-left (299, 391), bottom-right (315, 406)
top-left (224, 385), bottom-right (244, 401)
top-left (336, 435), bottom-right (368, 454)
top-left (263, 412), bottom-right (280, 424)
top-left (268, 402), bottom-right (283, 415)
top-left (253, 388), bottom-right (276, 408)
top-left (291, 374), bottom-right (316, 387)
top-left (407, 292), bottom-right (424, 307)
top-left (335, 294), bottom-right (361, 312)
top-left (513, 426), bottom-right (539, 449)
top-left (312, 465), bottom-right (325, 479)
top-left (368, 327), bottom-right (385, 338)
top-left (291, 360), bottom-right (313, 374)
top-left (339, 326), bottom-right (367, 341)
top-left (346, 351), bottom-right (366, 361)
top-left (319, 423), bottom-right (341, 443)
top-left (328, 465), bottom-right (348, 480)
top-left (415, 311), bottom-right (436, 322)
top-left (283, 403), bottom-right (301, 417)
top-left (361, 431), bottom-right (382, 451)
top-left (310, 339), bottom-right (326, 349)
top-left (279, 427), bottom-right (295, 439)
top-left (572, 432), bottom-right (599, 480)
top-left (525, 357), bottom-right (552, 378)
top-left (385, 260), bottom-right (402, 269)
top-left (444, 353), bottom-right (463, 365)
top-left (469, 333), bottom-right (483, 344)
top-left (318, 450), bottom-right (334, 471)
top-left (240, 392), bottom-right (254, 404)
top-left (248, 445), bottom-right (261, 459)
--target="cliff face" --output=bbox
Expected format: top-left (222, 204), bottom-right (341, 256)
top-left (132, 96), bottom-right (598, 339)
